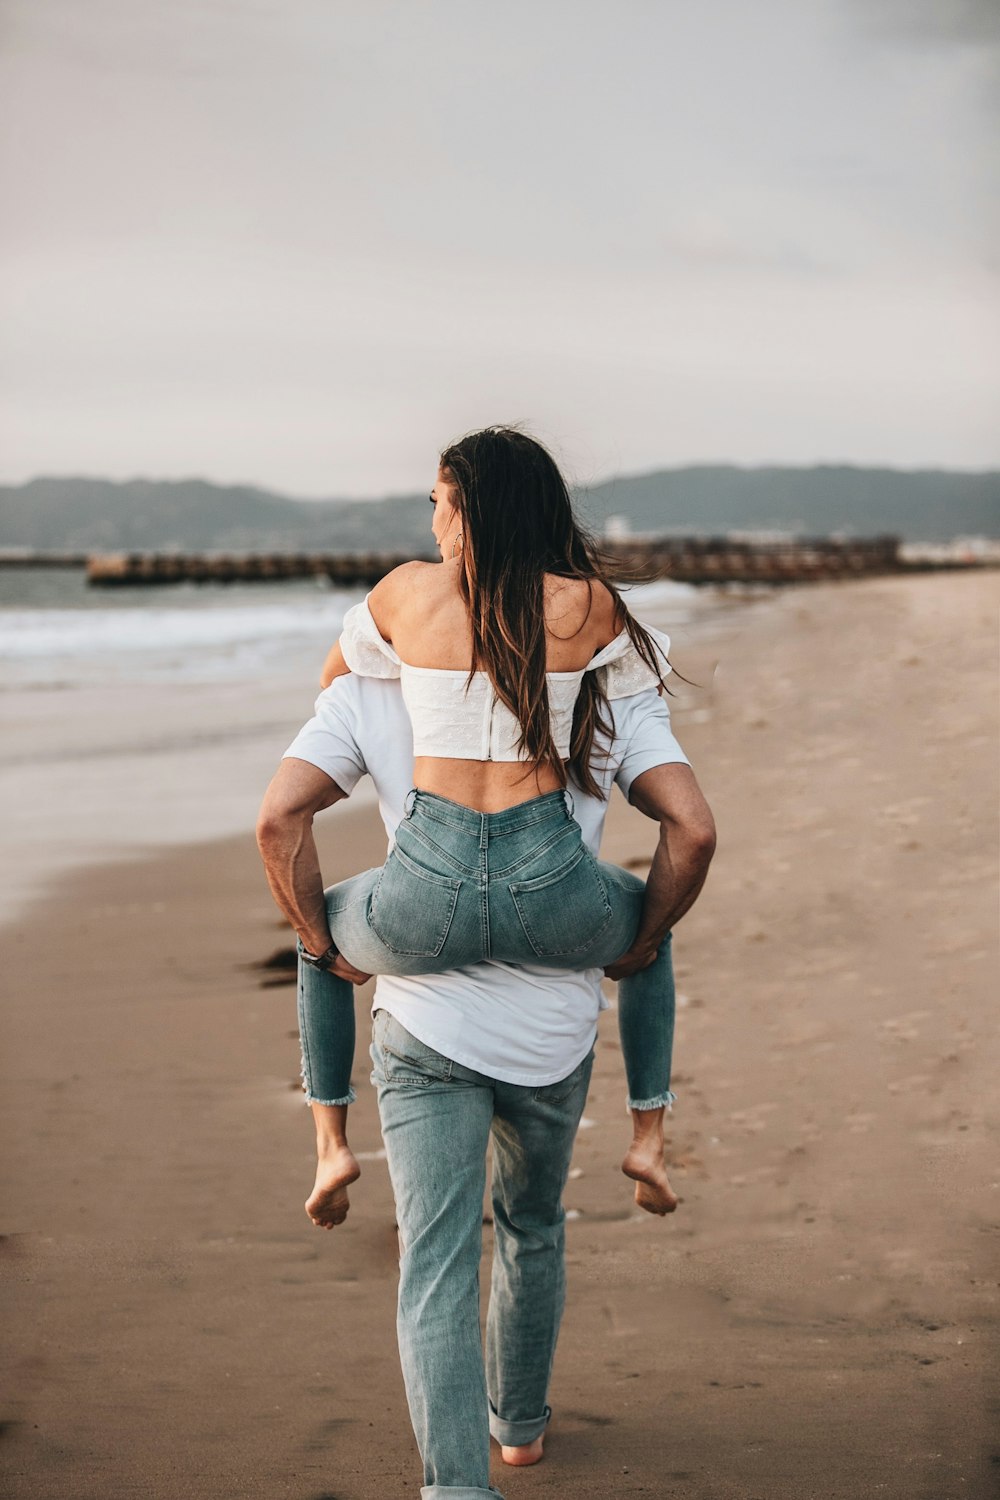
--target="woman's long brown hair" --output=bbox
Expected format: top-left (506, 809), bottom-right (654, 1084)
top-left (439, 426), bottom-right (671, 800)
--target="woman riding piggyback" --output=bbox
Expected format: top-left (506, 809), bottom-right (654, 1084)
top-left (269, 425), bottom-right (683, 1222)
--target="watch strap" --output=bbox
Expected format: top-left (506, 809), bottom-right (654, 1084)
top-left (301, 942), bottom-right (339, 971)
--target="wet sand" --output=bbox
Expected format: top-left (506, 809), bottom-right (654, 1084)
top-left (2, 571), bottom-right (997, 1499)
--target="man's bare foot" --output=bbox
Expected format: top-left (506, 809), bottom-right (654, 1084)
top-left (622, 1106), bottom-right (679, 1216)
top-left (501, 1436), bottom-right (544, 1467)
top-left (305, 1141), bottom-right (361, 1229)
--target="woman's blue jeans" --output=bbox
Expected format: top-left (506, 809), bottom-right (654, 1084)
top-left (298, 789), bottom-right (676, 1111)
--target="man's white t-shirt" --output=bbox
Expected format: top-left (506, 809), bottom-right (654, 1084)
top-left (284, 679), bottom-right (689, 1086)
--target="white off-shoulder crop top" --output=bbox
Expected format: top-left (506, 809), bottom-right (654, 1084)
top-left (338, 596), bottom-right (672, 762)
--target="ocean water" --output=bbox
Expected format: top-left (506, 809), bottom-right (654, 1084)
top-left (0, 570), bottom-right (367, 687)
top-left (0, 569), bottom-right (705, 689)
top-left (0, 568), bottom-right (713, 923)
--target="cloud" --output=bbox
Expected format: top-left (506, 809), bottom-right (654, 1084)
top-left (1, 0), bottom-right (997, 485)
top-left (849, 0), bottom-right (1000, 51)
top-left (0, 0), bottom-right (280, 77)
top-left (658, 227), bottom-right (839, 279)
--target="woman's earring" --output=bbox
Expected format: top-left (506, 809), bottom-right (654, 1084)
top-left (451, 531), bottom-right (464, 559)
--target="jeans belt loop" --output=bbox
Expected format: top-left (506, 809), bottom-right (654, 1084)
top-left (403, 787), bottom-right (417, 820)
top-left (564, 788), bottom-right (575, 820)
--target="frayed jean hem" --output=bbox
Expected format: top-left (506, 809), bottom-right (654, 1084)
top-left (627, 1090), bottom-right (676, 1112)
top-left (302, 1084), bottom-right (356, 1106)
top-left (420, 1487), bottom-right (505, 1499)
top-left (488, 1400), bottom-right (551, 1447)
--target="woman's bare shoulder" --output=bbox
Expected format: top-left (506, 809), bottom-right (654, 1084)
top-left (374, 559), bottom-right (436, 591)
top-left (544, 574), bottom-right (619, 639)
top-left (588, 577), bottom-right (620, 622)
top-left (369, 559), bottom-right (438, 605)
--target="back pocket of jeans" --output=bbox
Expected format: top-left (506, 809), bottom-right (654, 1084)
top-left (532, 1048), bottom-right (595, 1104)
top-left (373, 1009), bottom-right (453, 1085)
top-left (509, 846), bottom-right (612, 958)
top-left (369, 845), bottom-right (461, 957)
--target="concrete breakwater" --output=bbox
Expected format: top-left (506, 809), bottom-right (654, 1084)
top-left (0, 550), bottom-right (90, 568)
top-left (85, 549), bottom-right (428, 587)
top-left (81, 535), bottom-right (906, 588)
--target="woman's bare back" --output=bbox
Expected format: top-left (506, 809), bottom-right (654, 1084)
top-left (368, 559), bottom-right (621, 810)
top-left (373, 557), bottom-right (619, 671)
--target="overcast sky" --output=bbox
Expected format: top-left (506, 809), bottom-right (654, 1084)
top-left (1, 0), bottom-right (997, 496)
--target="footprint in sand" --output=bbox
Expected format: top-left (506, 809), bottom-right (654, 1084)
top-left (886, 1074), bottom-right (933, 1096)
top-left (727, 1102), bottom-right (779, 1134)
top-left (879, 1011), bottom-right (929, 1044)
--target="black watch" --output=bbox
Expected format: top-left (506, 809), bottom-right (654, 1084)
top-left (300, 942), bottom-right (339, 972)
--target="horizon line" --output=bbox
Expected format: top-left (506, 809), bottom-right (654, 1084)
top-left (3, 458), bottom-right (999, 504)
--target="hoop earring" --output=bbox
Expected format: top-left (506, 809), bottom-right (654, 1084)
top-left (451, 531), bottom-right (464, 559)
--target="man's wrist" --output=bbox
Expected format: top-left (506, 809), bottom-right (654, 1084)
top-left (300, 937), bottom-right (339, 970)
top-left (633, 928), bottom-right (672, 958)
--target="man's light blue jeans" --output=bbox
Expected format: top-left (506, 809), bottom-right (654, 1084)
top-left (370, 1007), bottom-right (594, 1500)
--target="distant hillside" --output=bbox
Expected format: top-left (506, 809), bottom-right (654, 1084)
top-left (579, 466), bottom-right (1000, 542)
top-left (1, 467), bottom-right (997, 553)
top-left (0, 477), bottom-right (431, 554)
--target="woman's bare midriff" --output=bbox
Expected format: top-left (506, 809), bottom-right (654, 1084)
top-left (413, 756), bottom-right (567, 813)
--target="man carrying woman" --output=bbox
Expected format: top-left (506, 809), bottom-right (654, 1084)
top-left (258, 427), bottom-right (715, 1496)
top-left (258, 638), bottom-right (713, 1498)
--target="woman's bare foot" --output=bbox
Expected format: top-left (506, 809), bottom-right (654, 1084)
top-left (306, 1141), bottom-right (361, 1229)
top-left (622, 1106), bottom-right (679, 1216)
top-left (305, 1101), bottom-right (360, 1229)
top-left (501, 1436), bottom-right (544, 1467)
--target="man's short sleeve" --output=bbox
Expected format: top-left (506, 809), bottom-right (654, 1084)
top-left (282, 680), bottom-right (368, 796)
top-left (612, 691), bottom-right (690, 801)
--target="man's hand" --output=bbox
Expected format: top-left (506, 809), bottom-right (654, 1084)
top-left (330, 954), bottom-right (372, 985)
top-left (604, 942), bottom-right (660, 981)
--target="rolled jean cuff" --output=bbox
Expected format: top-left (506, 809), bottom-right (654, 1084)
top-left (301, 1084), bottom-right (356, 1106)
top-left (488, 1400), bottom-right (551, 1448)
top-left (627, 1089), bottom-right (677, 1112)
top-left (420, 1488), bottom-right (505, 1499)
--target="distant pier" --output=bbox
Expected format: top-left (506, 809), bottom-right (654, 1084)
top-left (80, 535), bottom-right (906, 588)
top-left (0, 550), bottom-right (90, 568)
top-left (2, 535), bottom-right (989, 588)
top-left (84, 550), bottom-right (433, 587)
top-left (604, 534), bottom-right (904, 585)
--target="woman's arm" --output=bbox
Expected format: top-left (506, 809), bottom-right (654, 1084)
top-left (320, 561), bottom-right (425, 687)
top-left (320, 638), bottom-right (351, 689)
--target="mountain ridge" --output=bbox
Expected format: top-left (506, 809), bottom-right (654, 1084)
top-left (2, 465), bottom-right (997, 551)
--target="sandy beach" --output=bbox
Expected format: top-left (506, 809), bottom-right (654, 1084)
top-left (2, 570), bottom-right (997, 1499)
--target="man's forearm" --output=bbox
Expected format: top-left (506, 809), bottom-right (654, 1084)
top-left (257, 811), bottom-right (333, 956)
top-left (624, 762), bottom-right (717, 956)
top-left (632, 824), bottom-right (712, 951)
top-left (257, 760), bottom-right (349, 955)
